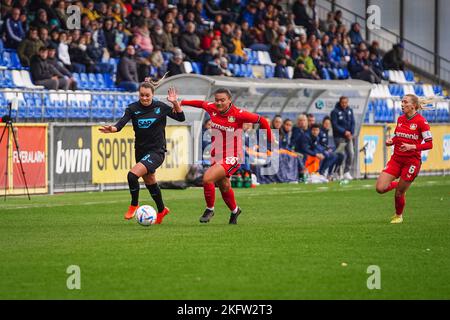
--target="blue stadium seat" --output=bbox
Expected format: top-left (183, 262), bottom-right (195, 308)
top-left (1, 51), bottom-right (11, 68)
top-left (96, 73), bottom-right (106, 89)
top-left (433, 85), bottom-right (443, 95)
top-left (10, 51), bottom-right (22, 69)
top-left (404, 70), bottom-right (414, 82)
top-left (191, 62), bottom-right (202, 74)
top-left (414, 85), bottom-right (424, 96)
top-left (264, 65), bottom-right (274, 78)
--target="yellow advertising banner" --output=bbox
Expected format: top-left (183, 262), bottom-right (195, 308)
top-left (358, 125), bottom-right (385, 174)
top-left (92, 125), bottom-right (190, 183)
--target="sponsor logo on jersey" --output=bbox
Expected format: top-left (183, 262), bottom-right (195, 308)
top-left (212, 112), bottom-right (217, 116)
top-left (155, 107), bottom-right (161, 114)
top-left (409, 123), bottom-right (417, 130)
top-left (228, 116), bottom-right (235, 122)
top-left (137, 118), bottom-right (156, 128)
top-left (134, 111), bottom-right (143, 115)
top-left (211, 121), bottom-right (235, 132)
top-left (396, 131), bottom-right (419, 140)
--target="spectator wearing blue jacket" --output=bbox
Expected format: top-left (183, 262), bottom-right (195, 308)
top-left (4, 7), bottom-right (25, 49)
top-left (274, 57), bottom-right (290, 79)
top-left (349, 23), bottom-right (363, 46)
top-left (280, 119), bottom-right (295, 150)
top-left (330, 96), bottom-right (355, 180)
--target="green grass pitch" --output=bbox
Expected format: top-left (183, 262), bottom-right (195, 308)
top-left (1, 176), bottom-right (449, 299)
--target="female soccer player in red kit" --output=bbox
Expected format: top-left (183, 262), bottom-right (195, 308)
top-left (375, 94), bottom-right (433, 224)
top-left (181, 88), bottom-right (276, 224)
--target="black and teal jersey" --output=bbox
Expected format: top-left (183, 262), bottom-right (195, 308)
top-left (114, 100), bottom-right (185, 153)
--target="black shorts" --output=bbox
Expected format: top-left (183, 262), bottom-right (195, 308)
top-left (135, 150), bottom-right (165, 174)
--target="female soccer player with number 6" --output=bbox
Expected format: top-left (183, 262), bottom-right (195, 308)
top-left (375, 94), bottom-right (433, 224)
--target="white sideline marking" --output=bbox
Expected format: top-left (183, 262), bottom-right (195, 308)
top-left (2, 180), bottom-right (448, 211)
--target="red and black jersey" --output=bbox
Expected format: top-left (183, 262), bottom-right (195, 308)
top-left (181, 100), bottom-right (274, 162)
top-left (393, 113), bottom-right (432, 159)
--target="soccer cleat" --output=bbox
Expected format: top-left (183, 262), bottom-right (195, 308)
top-left (343, 172), bottom-right (353, 180)
top-left (229, 207), bottom-right (242, 225)
top-left (390, 215), bottom-right (403, 224)
top-left (155, 207), bottom-right (170, 224)
top-left (124, 205), bottom-right (139, 220)
top-left (199, 208), bottom-right (214, 223)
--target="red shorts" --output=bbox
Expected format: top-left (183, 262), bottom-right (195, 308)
top-left (212, 157), bottom-right (241, 178)
top-left (383, 155), bottom-right (421, 182)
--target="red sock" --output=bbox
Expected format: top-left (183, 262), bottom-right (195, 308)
top-left (385, 181), bottom-right (399, 193)
top-left (220, 188), bottom-right (237, 212)
top-left (395, 194), bottom-right (405, 215)
top-left (203, 183), bottom-right (215, 208)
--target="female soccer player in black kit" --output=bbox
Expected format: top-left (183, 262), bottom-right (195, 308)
top-left (99, 83), bottom-right (185, 224)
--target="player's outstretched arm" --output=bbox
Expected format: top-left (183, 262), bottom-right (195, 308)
top-left (180, 99), bottom-right (206, 109)
top-left (98, 125), bottom-right (118, 133)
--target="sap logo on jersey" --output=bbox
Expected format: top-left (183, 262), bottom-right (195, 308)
top-left (443, 134), bottom-right (450, 161)
top-left (363, 135), bottom-right (378, 164)
top-left (138, 118), bottom-right (156, 128)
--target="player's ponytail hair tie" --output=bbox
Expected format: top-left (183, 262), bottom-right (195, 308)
top-left (140, 72), bottom-right (169, 93)
top-left (405, 94), bottom-right (435, 111)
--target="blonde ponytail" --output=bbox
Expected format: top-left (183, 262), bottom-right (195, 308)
top-left (404, 94), bottom-right (435, 110)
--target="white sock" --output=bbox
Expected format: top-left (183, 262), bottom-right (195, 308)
top-left (232, 206), bottom-right (239, 214)
top-left (207, 207), bottom-right (214, 211)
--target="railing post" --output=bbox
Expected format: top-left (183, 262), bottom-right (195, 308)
top-left (434, 0), bottom-right (440, 81)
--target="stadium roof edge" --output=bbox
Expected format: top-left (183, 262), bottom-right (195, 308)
top-left (156, 74), bottom-right (374, 91)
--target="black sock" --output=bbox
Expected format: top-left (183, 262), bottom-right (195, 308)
top-left (127, 172), bottom-right (140, 206)
top-left (146, 183), bottom-right (165, 212)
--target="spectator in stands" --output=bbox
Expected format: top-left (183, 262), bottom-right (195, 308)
top-left (250, 20), bottom-right (269, 51)
top-left (30, 46), bottom-right (69, 90)
top-left (151, 20), bottom-right (166, 50)
top-left (240, 21), bottom-right (255, 48)
top-left (221, 23), bottom-right (236, 56)
top-left (69, 33), bottom-right (96, 73)
top-left (334, 10), bottom-right (343, 26)
top-left (167, 53), bottom-right (186, 77)
top-left (39, 27), bottom-right (50, 47)
top-left (293, 60), bottom-right (313, 79)
top-left (383, 43), bottom-right (406, 71)
top-left (204, 0), bottom-right (233, 23)
top-left (17, 27), bottom-right (44, 67)
top-left (330, 96), bottom-right (355, 180)
top-left (348, 22), bottom-right (364, 46)
top-left (37, 0), bottom-right (59, 23)
top-left (57, 31), bottom-right (82, 73)
top-left (263, 19), bottom-right (277, 46)
top-left (348, 48), bottom-right (381, 83)
top-left (280, 119), bottom-right (294, 150)
top-left (128, 4), bottom-right (143, 29)
top-left (274, 57), bottom-right (289, 79)
top-left (150, 46), bottom-right (167, 78)
top-left (46, 44), bottom-right (77, 90)
top-left (116, 45), bottom-right (139, 91)
top-left (3, 7), bottom-right (25, 49)
top-left (295, 47), bottom-right (320, 80)
top-left (368, 48), bottom-right (383, 80)
top-left (241, 3), bottom-right (257, 28)
top-left (54, 0), bottom-right (68, 29)
top-left (133, 19), bottom-right (153, 57)
top-left (31, 9), bottom-right (50, 31)
top-left (231, 28), bottom-right (248, 64)
top-left (161, 22), bottom-right (176, 53)
top-left (204, 55), bottom-right (222, 76)
top-left (49, 29), bottom-right (60, 48)
top-left (292, 0), bottom-right (310, 32)
top-left (179, 22), bottom-right (203, 61)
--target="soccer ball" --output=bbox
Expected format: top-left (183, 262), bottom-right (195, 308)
top-left (135, 205), bottom-right (157, 226)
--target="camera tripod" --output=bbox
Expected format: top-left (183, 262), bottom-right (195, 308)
top-left (0, 103), bottom-right (30, 200)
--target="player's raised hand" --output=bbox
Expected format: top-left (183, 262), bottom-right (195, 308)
top-left (99, 125), bottom-right (116, 133)
top-left (167, 86), bottom-right (178, 104)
